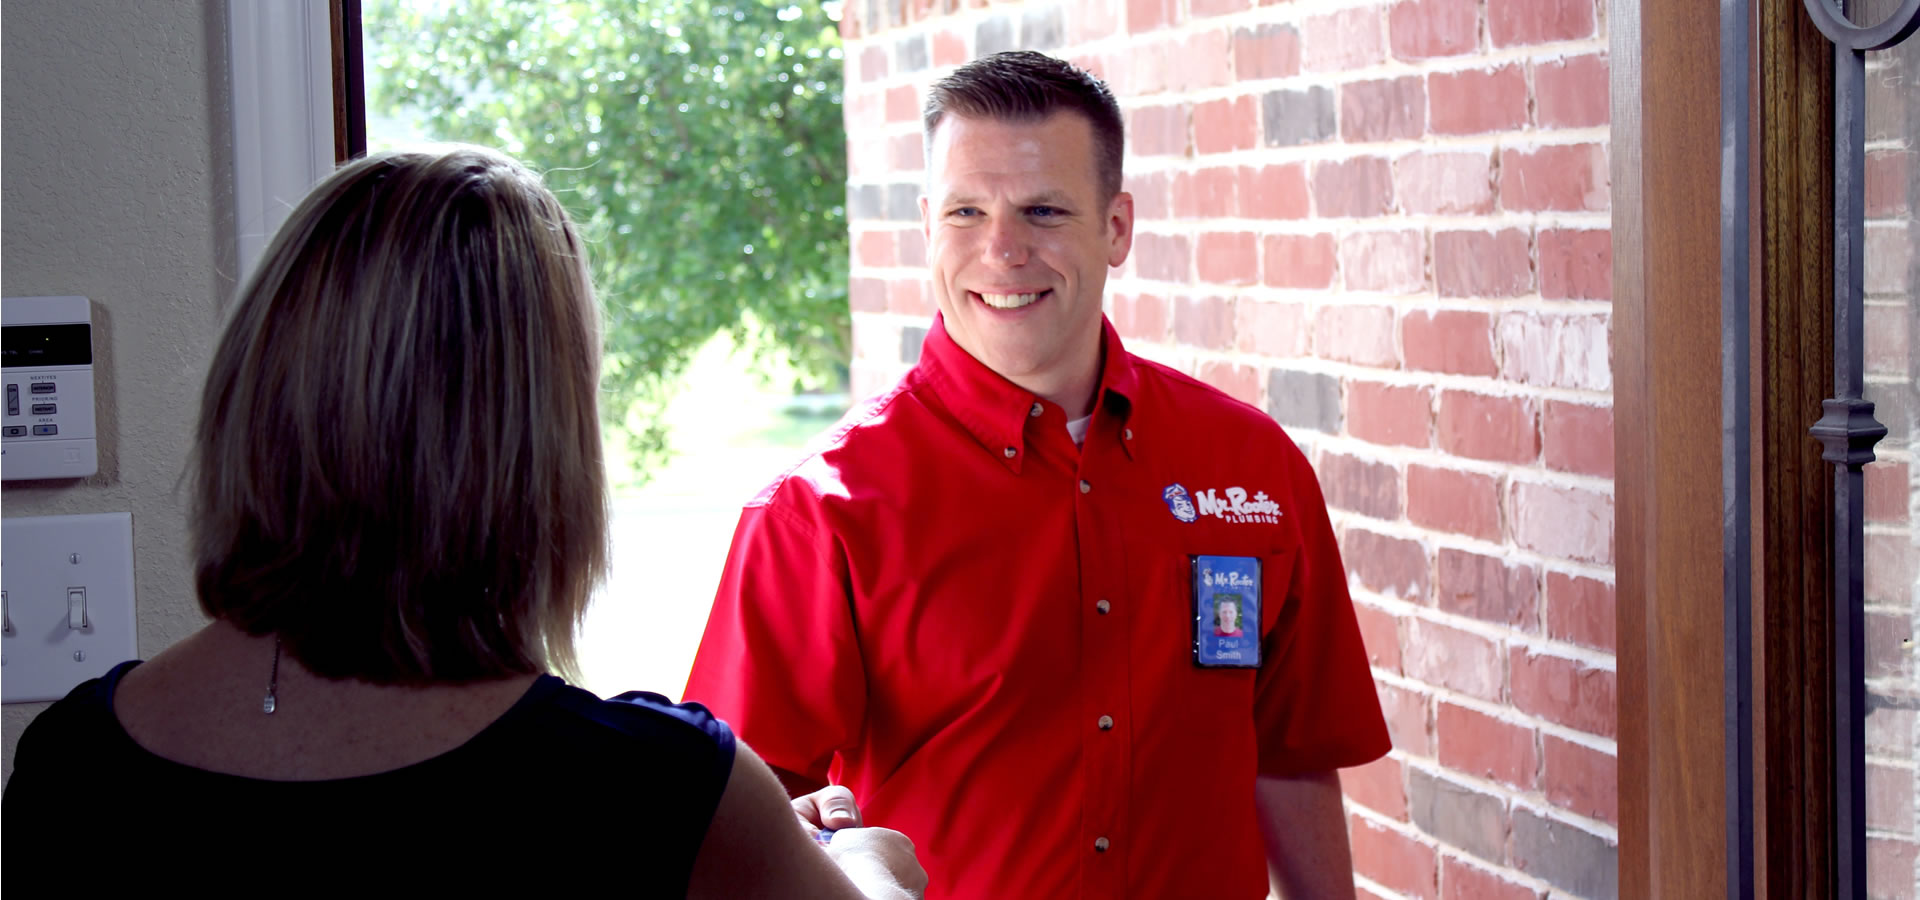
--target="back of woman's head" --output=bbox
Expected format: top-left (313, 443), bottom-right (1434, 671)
top-left (193, 145), bottom-right (608, 684)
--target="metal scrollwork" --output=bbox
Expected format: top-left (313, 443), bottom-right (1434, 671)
top-left (1803, 0), bottom-right (1920, 50)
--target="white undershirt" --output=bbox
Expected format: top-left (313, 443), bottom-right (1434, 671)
top-left (1065, 415), bottom-right (1092, 447)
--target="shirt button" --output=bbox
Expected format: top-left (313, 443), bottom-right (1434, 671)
top-left (1096, 598), bottom-right (1111, 615)
top-left (1079, 480), bottom-right (1091, 494)
top-left (1094, 837), bottom-right (1110, 853)
top-left (1030, 402), bottom-right (1044, 418)
top-left (1123, 428), bottom-right (1133, 440)
top-left (1004, 446), bottom-right (1017, 458)
top-left (1098, 715), bottom-right (1114, 730)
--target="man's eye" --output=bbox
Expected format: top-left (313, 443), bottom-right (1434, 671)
top-left (950, 207), bottom-right (980, 217)
top-left (1028, 206), bottom-right (1064, 218)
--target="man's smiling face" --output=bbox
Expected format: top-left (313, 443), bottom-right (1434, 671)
top-left (921, 112), bottom-right (1133, 403)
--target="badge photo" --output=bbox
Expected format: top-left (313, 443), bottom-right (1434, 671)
top-left (1191, 555), bottom-right (1261, 668)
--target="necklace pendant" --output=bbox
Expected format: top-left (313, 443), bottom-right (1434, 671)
top-left (262, 693), bottom-right (277, 715)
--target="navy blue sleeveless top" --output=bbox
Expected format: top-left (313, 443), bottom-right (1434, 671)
top-left (3, 661), bottom-right (736, 894)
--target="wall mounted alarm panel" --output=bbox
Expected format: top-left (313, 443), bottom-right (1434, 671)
top-left (2, 296), bottom-right (99, 481)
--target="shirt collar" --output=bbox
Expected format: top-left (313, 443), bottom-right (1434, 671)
top-left (915, 314), bottom-right (1140, 470)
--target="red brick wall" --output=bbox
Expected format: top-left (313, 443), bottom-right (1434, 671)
top-left (1864, 36), bottom-right (1920, 900)
top-left (840, 0), bottom-right (1616, 896)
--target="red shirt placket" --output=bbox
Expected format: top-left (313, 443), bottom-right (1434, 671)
top-left (1074, 409), bottom-right (1132, 899)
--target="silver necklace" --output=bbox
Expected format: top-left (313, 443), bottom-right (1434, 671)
top-left (263, 636), bottom-right (281, 714)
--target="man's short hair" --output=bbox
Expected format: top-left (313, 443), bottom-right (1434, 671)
top-left (191, 146), bottom-right (608, 685)
top-left (923, 50), bottom-right (1125, 201)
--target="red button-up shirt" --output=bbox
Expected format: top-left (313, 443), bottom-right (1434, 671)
top-left (686, 316), bottom-right (1389, 899)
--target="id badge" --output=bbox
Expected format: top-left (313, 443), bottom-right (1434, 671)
top-left (1192, 555), bottom-right (1261, 668)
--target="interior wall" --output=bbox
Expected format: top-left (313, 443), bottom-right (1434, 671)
top-left (1, 0), bottom-right (234, 776)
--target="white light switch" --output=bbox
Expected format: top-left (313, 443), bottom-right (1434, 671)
top-left (1, 512), bottom-right (136, 702)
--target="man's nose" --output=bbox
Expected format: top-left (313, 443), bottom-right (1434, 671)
top-left (982, 218), bottom-right (1031, 267)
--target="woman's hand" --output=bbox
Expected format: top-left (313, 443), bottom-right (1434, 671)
top-left (823, 827), bottom-right (928, 900)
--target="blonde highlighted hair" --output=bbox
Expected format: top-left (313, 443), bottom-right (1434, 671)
top-left (192, 146), bottom-right (608, 684)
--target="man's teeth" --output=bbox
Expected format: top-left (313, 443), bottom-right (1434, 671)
top-left (979, 292), bottom-right (1042, 309)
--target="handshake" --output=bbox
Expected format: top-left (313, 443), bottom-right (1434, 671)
top-left (793, 784), bottom-right (929, 900)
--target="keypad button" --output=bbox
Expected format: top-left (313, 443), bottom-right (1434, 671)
top-left (32, 424), bottom-right (58, 436)
top-left (3, 426), bottom-right (26, 438)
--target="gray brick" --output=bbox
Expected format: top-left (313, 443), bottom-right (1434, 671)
top-left (886, 182), bottom-right (922, 221)
top-left (977, 16), bottom-right (1017, 57)
top-left (1512, 807), bottom-right (1619, 899)
top-left (901, 326), bottom-right (928, 364)
top-left (883, 0), bottom-right (904, 28)
top-left (1021, 7), bottom-right (1064, 51)
top-left (1267, 369), bottom-right (1341, 434)
top-left (848, 184), bottom-right (885, 221)
top-left (1262, 87), bottom-right (1336, 148)
top-left (896, 36), bottom-right (929, 73)
top-left (1865, 377), bottom-right (1913, 446)
top-left (1408, 768), bottom-right (1508, 865)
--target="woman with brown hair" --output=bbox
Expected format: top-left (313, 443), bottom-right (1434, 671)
top-left (3, 146), bottom-right (924, 899)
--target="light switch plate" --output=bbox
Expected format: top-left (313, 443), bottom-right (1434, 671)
top-left (2, 512), bottom-right (136, 702)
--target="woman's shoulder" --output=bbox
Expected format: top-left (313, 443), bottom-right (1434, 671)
top-left (493, 677), bottom-right (738, 765)
top-left (12, 660), bottom-right (143, 761)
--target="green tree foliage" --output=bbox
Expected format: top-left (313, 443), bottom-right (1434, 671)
top-left (367, 0), bottom-right (849, 470)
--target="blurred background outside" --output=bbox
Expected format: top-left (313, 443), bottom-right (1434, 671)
top-left (364, 0), bottom-right (854, 700)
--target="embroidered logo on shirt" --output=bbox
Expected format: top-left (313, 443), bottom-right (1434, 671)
top-left (1163, 484), bottom-right (1197, 522)
top-left (1191, 487), bottom-right (1284, 524)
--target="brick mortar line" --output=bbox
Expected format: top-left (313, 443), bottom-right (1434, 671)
top-left (844, 118), bottom-right (1615, 160)
top-left (1259, 364), bottom-right (1620, 402)
top-left (1347, 800), bottom-right (1446, 844)
top-left (846, 214), bottom-right (1618, 231)
top-left (1347, 874), bottom-right (1409, 900)
top-left (841, 30), bottom-right (1611, 86)
top-left (1307, 447), bottom-right (1617, 492)
top-left (1354, 591), bottom-right (1620, 671)
top-left (1380, 675), bottom-right (1622, 753)
top-left (839, 121), bottom-right (1617, 155)
top-left (1401, 757), bottom-right (1619, 836)
top-left (1119, 214), bottom-right (1616, 232)
top-left (1124, 217), bottom-right (1617, 233)
top-left (1106, 280), bottom-right (1619, 314)
top-left (1107, 289), bottom-right (1616, 319)
top-left (1510, 796), bottom-right (1620, 842)
top-left (1328, 522), bottom-right (1619, 587)
top-left (1863, 523), bottom-right (1917, 537)
top-left (1440, 850), bottom-right (1557, 894)
top-left (1368, 715), bottom-right (1619, 784)
top-left (1109, 350), bottom-right (1616, 402)
top-left (844, 18), bottom-right (1609, 70)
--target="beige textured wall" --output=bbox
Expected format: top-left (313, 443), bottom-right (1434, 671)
top-left (2, 0), bottom-right (233, 776)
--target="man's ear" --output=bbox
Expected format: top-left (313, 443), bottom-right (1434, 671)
top-left (1106, 191), bottom-right (1134, 268)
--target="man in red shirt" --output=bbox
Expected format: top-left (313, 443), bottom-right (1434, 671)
top-left (687, 51), bottom-right (1389, 899)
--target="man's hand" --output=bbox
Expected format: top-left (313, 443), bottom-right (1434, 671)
top-left (793, 783), bottom-right (864, 833)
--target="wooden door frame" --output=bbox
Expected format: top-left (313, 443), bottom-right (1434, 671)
top-left (1613, 0), bottom-right (1839, 896)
